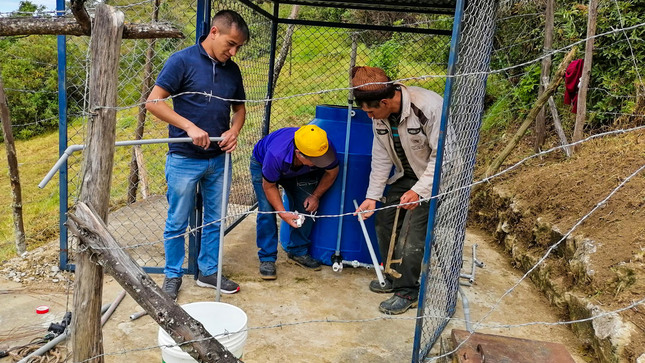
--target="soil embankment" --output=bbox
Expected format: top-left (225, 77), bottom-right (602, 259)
top-left (470, 130), bottom-right (645, 362)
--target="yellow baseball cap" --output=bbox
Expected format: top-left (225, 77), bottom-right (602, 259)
top-left (294, 125), bottom-right (336, 168)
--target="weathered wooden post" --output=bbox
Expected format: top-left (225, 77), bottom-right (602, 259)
top-left (0, 75), bottom-right (26, 255)
top-left (71, 4), bottom-right (124, 362)
top-left (67, 203), bottom-right (242, 363)
top-left (572, 0), bottom-right (599, 148)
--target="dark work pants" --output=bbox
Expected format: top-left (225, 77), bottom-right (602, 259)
top-left (375, 176), bottom-right (429, 299)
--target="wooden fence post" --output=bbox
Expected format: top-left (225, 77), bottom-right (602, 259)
top-left (534, 0), bottom-right (554, 152)
top-left (67, 203), bottom-right (242, 363)
top-left (0, 75), bottom-right (26, 255)
top-left (72, 4), bottom-right (124, 362)
top-left (485, 48), bottom-right (577, 177)
top-left (572, 0), bottom-right (599, 148)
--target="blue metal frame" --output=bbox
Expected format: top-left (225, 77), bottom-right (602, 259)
top-left (262, 2), bottom-right (280, 137)
top-left (411, 0), bottom-right (466, 360)
top-left (56, 0), bottom-right (68, 271)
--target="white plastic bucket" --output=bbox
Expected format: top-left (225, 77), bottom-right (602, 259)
top-left (158, 302), bottom-right (248, 362)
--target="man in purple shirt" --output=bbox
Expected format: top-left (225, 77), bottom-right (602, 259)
top-left (250, 125), bottom-right (339, 280)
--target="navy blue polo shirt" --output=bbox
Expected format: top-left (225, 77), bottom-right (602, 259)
top-left (253, 127), bottom-right (339, 183)
top-left (155, 35), bottom-right (245, 158)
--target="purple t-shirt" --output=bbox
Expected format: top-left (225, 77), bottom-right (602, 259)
top-left (252, 127), bottom-right (338, 183)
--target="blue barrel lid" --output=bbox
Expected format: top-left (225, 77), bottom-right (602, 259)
top-left (315, 104), bottom-right (371, 124)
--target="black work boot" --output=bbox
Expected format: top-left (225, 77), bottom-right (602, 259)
top-left (379, 294), bottom-right (418, 315)
top-left (369, 278), bottom-right (394, 293)
top-left (287, 253), bottom-right (322, 270)
top-left (259, 261), bottom-right (277, 280)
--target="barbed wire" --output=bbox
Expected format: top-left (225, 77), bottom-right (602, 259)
top-left (69, 292), bottom-right (645, 362)
top-left (610, 0), bottom-right (644, 90)
top-left (72, 124), bottom-right (645, 254)
top-left (430, 161), bottom-right (645, 361)
top-left (81, 20), bottom-right (645, 112)
top-left (4, 88), bottom-right (58, 94)
top-left (497, 12), bottom-right (542, 22)
top-left (588, 87), bottom-right (638, 99)
top-left (113, 0), bottom-right (156, 9)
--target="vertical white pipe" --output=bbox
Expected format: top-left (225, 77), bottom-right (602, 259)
top-left (215, 152), bottom-right (230, 302)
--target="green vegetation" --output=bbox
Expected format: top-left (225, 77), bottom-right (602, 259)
top-left (486, 0), bottom-right (643, 132)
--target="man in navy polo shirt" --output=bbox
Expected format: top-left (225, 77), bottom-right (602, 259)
top-left (251, 125), bottom-right (339, 280)
top-left (146, 10), bottom-right (249, 300)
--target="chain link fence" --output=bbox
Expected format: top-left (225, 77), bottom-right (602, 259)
top-left (414, 0), bottom-right (497, 359)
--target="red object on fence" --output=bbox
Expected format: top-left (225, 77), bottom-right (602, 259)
top-left (564, 59), bottom-right (584, 113)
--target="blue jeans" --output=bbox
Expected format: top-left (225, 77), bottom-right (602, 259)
top-left (250, 156), bottom-right (321, 262)
top-left (164, 153), bottom-right (231, 278)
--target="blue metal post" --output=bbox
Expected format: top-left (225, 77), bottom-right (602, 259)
top-left (195, 0), bottom-right (209, 42)
top-left (56, 0), bottom-right (69, 271)
top-left (262, 2), bottom-right (280, 136)
top-left (411, 0), bottom-right (466, 361)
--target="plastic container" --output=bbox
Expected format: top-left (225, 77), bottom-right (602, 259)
top-left (280, 105), bottom-right (381, 265)
top-left (158, 302), bottom-right (247, 362)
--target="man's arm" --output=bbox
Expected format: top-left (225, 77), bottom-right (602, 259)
top-left (262, 179), bottom-right (300, 228)
top-left (219, 102), bottom-right (246, 152)
top-left (146, 85), bottom-right (212, 149)
top-left (303, 166), bottom-right (339, 212)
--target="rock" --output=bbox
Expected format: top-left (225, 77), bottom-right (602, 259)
top-left (51, 266), bottom-right (60, 273)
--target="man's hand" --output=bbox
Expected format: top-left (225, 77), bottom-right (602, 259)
top-left (303, 195), bottom-right (319, 212)
top-left (399, 190), bottom-right (420, 210)
top-left (278, 211), bottom-right (301, 228)
top-left (187, 124), bottom-right (210, 149)
top-left (219, 129), bottom-right (239, 153)
top-left (354, 199), bottom-right (377, 220)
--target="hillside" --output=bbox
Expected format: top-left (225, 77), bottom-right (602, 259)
top-left (470, 126), bottom-right (645, 361)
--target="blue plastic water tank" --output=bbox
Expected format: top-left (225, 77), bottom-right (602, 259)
top-left (279, 105), bottom-right (381, 265)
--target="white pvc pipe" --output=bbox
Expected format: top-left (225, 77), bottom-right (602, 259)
top-left (39, 137), bottom-right (224, 188)
top-left (353, 200), bottom-right (386, 287)
top-left (215, 152), bottom-right (230, 302)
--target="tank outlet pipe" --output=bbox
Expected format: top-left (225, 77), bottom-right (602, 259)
top-left (215, 152), bottom-right (230, 303)
top-left (332, 33), bottom-right (359, 272)
top-left (353, 200), bottom-right (386, 287)
top-left (342, 260), bottom-right (384, 270)
top-left (39, 137), bottom-right (224, 189)
top-left (458, 286), bottom-right (474, 333)
top-left (16, 303), bottom-right (113, 363)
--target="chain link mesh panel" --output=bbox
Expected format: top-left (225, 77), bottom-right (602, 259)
top-left (62, 1), bottom-right (199, 269)
top-left (60, 0), bottom-right (271, 270)
top-left (267, 22), bottom-right (452, 132)
top-left (415, 0), bottom-right (497, 360)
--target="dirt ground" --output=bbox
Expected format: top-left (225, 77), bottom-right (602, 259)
top-left (0, 215), bottom-right (588, 362)
top-left (475, 129), bottom-right (645, 359)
